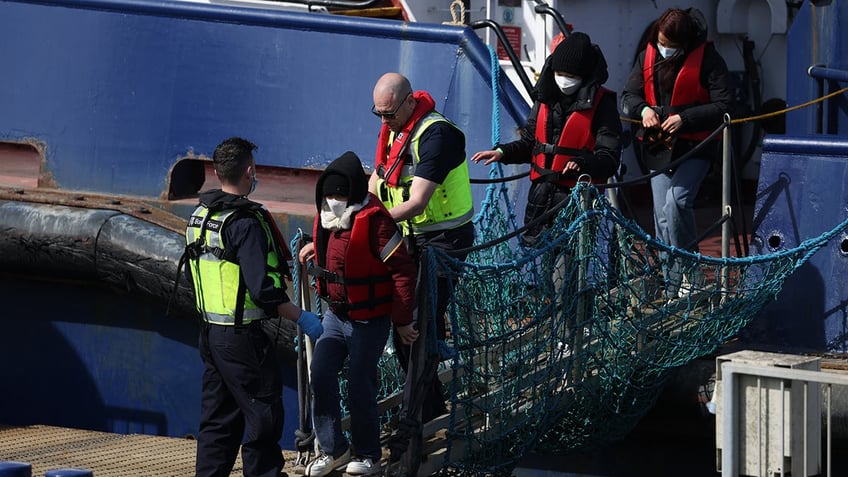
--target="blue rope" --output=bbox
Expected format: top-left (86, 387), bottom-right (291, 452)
top-left (489, 44), bottom-right (501, 148)
top-left (473, 45), bottom-right (520, 236)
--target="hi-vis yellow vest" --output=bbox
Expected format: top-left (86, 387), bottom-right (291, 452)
top-left (185, 205), bottom-right (283, 325)
top-left (375, 112), bottom-right (473, 235)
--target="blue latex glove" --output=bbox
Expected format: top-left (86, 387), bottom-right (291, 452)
top-left (437, 339), bottom-right (458, 360)
top-left (296, 311), bottom-right (323, 342)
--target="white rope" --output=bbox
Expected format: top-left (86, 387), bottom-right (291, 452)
top-left (443, 0), bottom-right (466, 25)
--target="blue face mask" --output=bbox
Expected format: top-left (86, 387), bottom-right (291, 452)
top-left (657, 44), bottom-right (678, 59)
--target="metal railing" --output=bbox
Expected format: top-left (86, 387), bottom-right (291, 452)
top-left (720, 361), bottom-right (848, 476)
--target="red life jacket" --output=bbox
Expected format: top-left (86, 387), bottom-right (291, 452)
top-left (531, 87), bottom-right (608, 187)
top-left (643, 42), bottom-right (711, 141)
top-left (374, 91), bottom-right (436, 187)
top-left (312, 198), bottom-right (395, 320)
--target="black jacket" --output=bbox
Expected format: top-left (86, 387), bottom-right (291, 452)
top-left (497, 43), bottom-right (622, 184)
top-left (186, 189), bottom-right (290, 316)
top-left (621, 41), bottom-right (732, 168)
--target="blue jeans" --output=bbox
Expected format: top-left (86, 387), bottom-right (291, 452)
top-left (310, 310), bottom-right (391, 460)
top-left (650, 158), bottom-right (711, 292)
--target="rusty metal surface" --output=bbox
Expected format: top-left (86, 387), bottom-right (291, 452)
top-left (0, 425), bottom-right (306, 476)
top-left (0, 187), bottom-right (187, 235)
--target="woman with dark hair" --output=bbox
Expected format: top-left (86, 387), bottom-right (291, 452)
top-left (621, 8), bottom-right (732, 296)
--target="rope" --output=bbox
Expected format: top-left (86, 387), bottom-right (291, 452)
top-left (730, 85), bottom-right (848, 124)
top-left (620, 85), bottom-right (848, 125)
top-left (443, 0), bottom-right (465, 25)
top-left (472, 44), bottom-right (521, 248)
top-left (293, 178), bottom-right (848, 475)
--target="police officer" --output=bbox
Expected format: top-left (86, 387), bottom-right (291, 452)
top-left (185, 136), bottom-right (323, 477)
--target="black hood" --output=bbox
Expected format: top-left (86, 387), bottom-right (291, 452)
top-left (314, 151), bottom-right (369, 209)
top-left (198, 189), bottom-right (259, 212)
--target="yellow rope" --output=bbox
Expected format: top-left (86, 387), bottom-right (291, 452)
top-left (443, 0), bottom-right (466, 26)
top-left (619, 85), bottom-right (848, 125)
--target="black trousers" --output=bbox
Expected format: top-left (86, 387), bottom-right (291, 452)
top-left (398, 221), bottom-right (475, 422)
top-left (195, 321), bottom-right (284, 477)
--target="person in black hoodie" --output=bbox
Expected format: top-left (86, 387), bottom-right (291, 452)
top-left (471, 31), bottom-right (622, 247)
top-left (297, 151), bottom-right (418, 476)
top-left (185, 136), bottom-right (323, 477)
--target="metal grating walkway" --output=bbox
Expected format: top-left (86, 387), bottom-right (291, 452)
top-left (0, 425), bottom-right (301, 476)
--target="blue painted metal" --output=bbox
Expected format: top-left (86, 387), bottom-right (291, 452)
top-left (748, 1), bottom-right (848, 352)
top-left (0, 0), bottom-right (528, 198)
top-left (0, 275), bottom-right (301, 447)
top-left (0, 462), bottom-right (31, 477)
top-left (784, 0), bottom-right (847, 136)
top-left (0, 0), bottom-right (845, 463)
top-left (808, 65), bottom-right (848, 83)
top-left (43, 469), bottom-right (93, 477)
top-left (750, 136), bottom-right (848, 353)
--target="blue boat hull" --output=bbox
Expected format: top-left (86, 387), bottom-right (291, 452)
top-left (747, 1), bottom-right (848, 353)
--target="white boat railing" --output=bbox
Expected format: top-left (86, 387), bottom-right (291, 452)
top-left (720, 361), bottom-right (848, 477)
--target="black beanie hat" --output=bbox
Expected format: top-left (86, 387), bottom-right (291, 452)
top-left (550, 32), bottom-right (595, 77)
top-left (322, 172), bottom-right (349, 197)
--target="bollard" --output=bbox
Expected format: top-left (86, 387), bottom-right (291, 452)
top-left (44, 470), bottom-right (93, 477)
top-left (0, 461), bottom-right (32, 477)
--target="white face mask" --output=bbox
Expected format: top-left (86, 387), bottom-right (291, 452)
top-left (657, 44), bottom-right (678, 59)
top-left (326, 198), bottom-right (348, 217)
top-left (554, 75), bottom-right (582, 95)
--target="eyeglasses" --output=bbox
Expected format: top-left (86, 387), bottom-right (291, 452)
top-left (371, 92), bottom-right (411, 119)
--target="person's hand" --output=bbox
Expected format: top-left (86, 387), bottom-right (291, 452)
top-left (298, 242), bottom-right (315, 264)
top-left (641, 106), bottom-right (660, 129)
top-left (563, 160), bottom-right (580, 173)
top-left (470, 149), bottom-right (503, 166)
top-left (395, 323), bottom-right (419, 345)
top-left (661, 114), bottom-right (683, 134)
top-left (296, 310), bottom-right (323, 341)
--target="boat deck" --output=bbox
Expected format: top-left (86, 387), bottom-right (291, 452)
top-left (0, 425), bottom-right (231, 476)
top-left (0, 425), bottom-right (319, 476)
top-left (0, 424), bottom-right (444, 476)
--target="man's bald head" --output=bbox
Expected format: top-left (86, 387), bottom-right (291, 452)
top-left (372, 72), bottom-right (416, 132)
top-left (373, 72), bottom-right (412, 100)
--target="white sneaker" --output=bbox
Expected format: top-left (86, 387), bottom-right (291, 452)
top-left (677, 273), bottom-right (693, 298)
top-left (346, 457), bottom-right (380, 475)
top-left (306, 448), bottom-right (351, 477)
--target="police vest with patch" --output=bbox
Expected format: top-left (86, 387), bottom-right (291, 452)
top-left (185, 204), bottom-right (285, 325)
